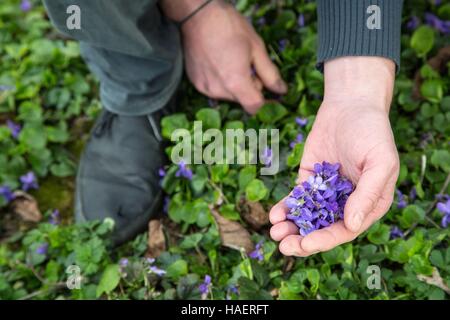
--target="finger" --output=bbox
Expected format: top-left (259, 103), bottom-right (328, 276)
top-left (207, 83), bottom-right (235, 101)
top-left (269, 197), bottom-right (288, 224)
top-left (270, 221), bottom-right (299, 241)
top-left (225, 75), bottom-right (265, 114)
top-left (344, 160), bottom-right (398, 232)
top-left (252, 76), bottom-right (263, 91)
top-left (301, 194), bottom-right (394, 253)
top-left (300, 220), bottom-right (358, 253)
top-left (279, 235), bottom-right (312, 257)
top-left (252, 41), bottom-right (287, 94)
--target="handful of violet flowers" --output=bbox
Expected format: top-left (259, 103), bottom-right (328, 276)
top-left (285, 162), bottom-right (354, 236)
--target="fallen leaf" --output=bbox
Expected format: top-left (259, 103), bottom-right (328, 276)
top-left (270, 288), bottom-right (279, 297)
top-left (239, 199), bottom-right (269, 230)
top-left (209, 205), bottom-right (254, 253)
top-left (10, 191), bottom-right (42, 222)
top-left (417, 268), bottom-right (450, 295)
top-left (283, 257), bottom-right (295, 273)
top-left (146, 219), bottom-right (166, 258)
top-left (413, 45), bottom-right (450, 100)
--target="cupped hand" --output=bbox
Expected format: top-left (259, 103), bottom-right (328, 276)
top-left (180, 1), bottom-right (287, 114)
top-left (270, 57), bottom-right (400, 257)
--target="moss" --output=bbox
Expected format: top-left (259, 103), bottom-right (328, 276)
top-left (33, 176), bottom-right (75, 223)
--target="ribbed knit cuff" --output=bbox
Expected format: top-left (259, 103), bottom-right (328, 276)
top-left (316, 0), bottom-right (403, 72)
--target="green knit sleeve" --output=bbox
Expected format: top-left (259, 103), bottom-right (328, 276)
top-left (316, 0), bottom-right (403, 71)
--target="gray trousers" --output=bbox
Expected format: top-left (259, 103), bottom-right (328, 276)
top-left (43, 0), bottom-right (183, 116)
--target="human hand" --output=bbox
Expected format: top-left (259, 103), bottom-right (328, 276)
top-left (270, 57), bottom-right (400, 256)
top-left (167, 0), bottom-right (287, 114)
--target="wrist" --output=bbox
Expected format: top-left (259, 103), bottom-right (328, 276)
top-left (160, 0), bottom-right (225, 27)
top-left (323, 56), bottom-right (395, 113)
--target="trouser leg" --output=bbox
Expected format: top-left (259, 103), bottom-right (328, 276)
top-left (42, 0), bottom-right (183, 116)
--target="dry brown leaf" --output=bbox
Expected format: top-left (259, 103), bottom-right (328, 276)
top-left (239, 200), bottom-right (269, 230)
top-left (10, 191), bottom-right (42, 222)
top-left (270, 288), bottom-right (279, 297)
top-left (210, 205), bottom-right (254, 253)
top-left (413, 46), bottom-right (450, 100)
top-left (417, 268), bottom-right (450, 295)
top-left (146, 219), bottom-right (166, 258)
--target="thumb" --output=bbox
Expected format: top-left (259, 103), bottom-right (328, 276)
top-left (344, 164), bottom-right (392, 232)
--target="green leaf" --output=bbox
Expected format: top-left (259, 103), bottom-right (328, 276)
top-left (166, 260), bottom-right (188, 279)
top-left (245, 179), bottom-right (268, 202)
top-left (367, 222), bottom-right (391, 245)
top-left (19, 123), bottom-right (47, 150)
top-left (219, 204), bottom-right (240, 220)
top-left (399, 205), bottom-right (425, 228)
top-left (306, 269), bottom-right (320, 294)
top-left (420, 79), bottom-right (443, 103)
top-left (256, 102), bottom-right (287, 123)
top-left (180, 233), bottom-right (203, 249)
top-left (238, 166), bottom-right (256, 191)
top-left (321, 246), bottom-right (345, 265)
top-left (411, 26), bottom-right (435, 56)
top-left (410, 254), bottom-right (433, 276)
top-left (237, 277), bottom-right (273, 300)
top-left (161, 114), bottom-right (189, 139)
top-left (431, 149), bottom-right (450, 172)
top-left (287, 143), bottom-right (304, 167)
top-left (96, 264), bottom-right (121, 298)
top-left (196, 108), bottom-right (221, 129)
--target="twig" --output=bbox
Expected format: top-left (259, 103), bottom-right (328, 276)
top-left (18, 282), bottom-right (67, 300)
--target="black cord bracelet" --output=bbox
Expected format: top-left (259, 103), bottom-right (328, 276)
top-left (177, 0), bottom-right (215, 28)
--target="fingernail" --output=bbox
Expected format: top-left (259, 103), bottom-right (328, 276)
top-left (276, 79), bottom-right (288, 92)
top-left (351, 211), bottom-right (364, 231)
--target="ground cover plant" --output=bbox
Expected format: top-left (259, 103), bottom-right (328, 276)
top-left (0, 0), bottom-right (449, 300)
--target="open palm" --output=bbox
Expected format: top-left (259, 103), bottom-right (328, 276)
top-left (270, 101), bottom-right (400, 256)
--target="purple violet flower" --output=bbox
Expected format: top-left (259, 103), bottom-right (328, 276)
top-left (298, 13), bottom-right (305, 28)
top-left (226, 285), bottom-right (239, 300)
top-left (49, 209), bottom-right (60, 225)
top-left (249, 241), bottom-right (264, 261)
top-left (36, 243), bottom-right (48, 255)
top-left (119, 258), bottom-right (129, 267)
top-left (261, 147), bottom-right (272, 167)
top-left (163, 196), bottom-right (170, 214)
top-left (279, 39), bottom-right (288, 52)
top-left (424, 13), bottom-right (450, 34)
top-left (406, 16), bottom-right (420, 30)
top-left (284, 162), bottom-right (354, 236)
top-left (6, 120), bottom-right (21, 139)
top-left (20, 171), bottom-right (38, 191)
top-left (390, 226), bottom-right (404, 239)
top-left (175, 160), bottom-right (193, 180)
top-left (208, 98), bottom-right (218, 107)
top-left (289, 133), bottom-right (304, 149)
top-left (20, 0), bottom-right (32, 12)
top-left (199, 275), bottom-right (212, 296)
top-left (396, 189), bottom-right (407, 209)
top-left (149, 265), bottom-right (166, 276)
top-left (0, 185), bottom-right (15, 203)
top-left (437, 199), bottom-right (450, 228)
top-left (158, 167), bottom-right (166, 178)
top-left (257, 17), bottom-right (266, 27)
top-left (295, 117), bottom-right (308, 127)
top-left (409, 187), bottom-right (417, 202)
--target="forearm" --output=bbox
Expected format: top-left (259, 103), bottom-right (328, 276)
top-left (323, 56), bottom-right (395, 112)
